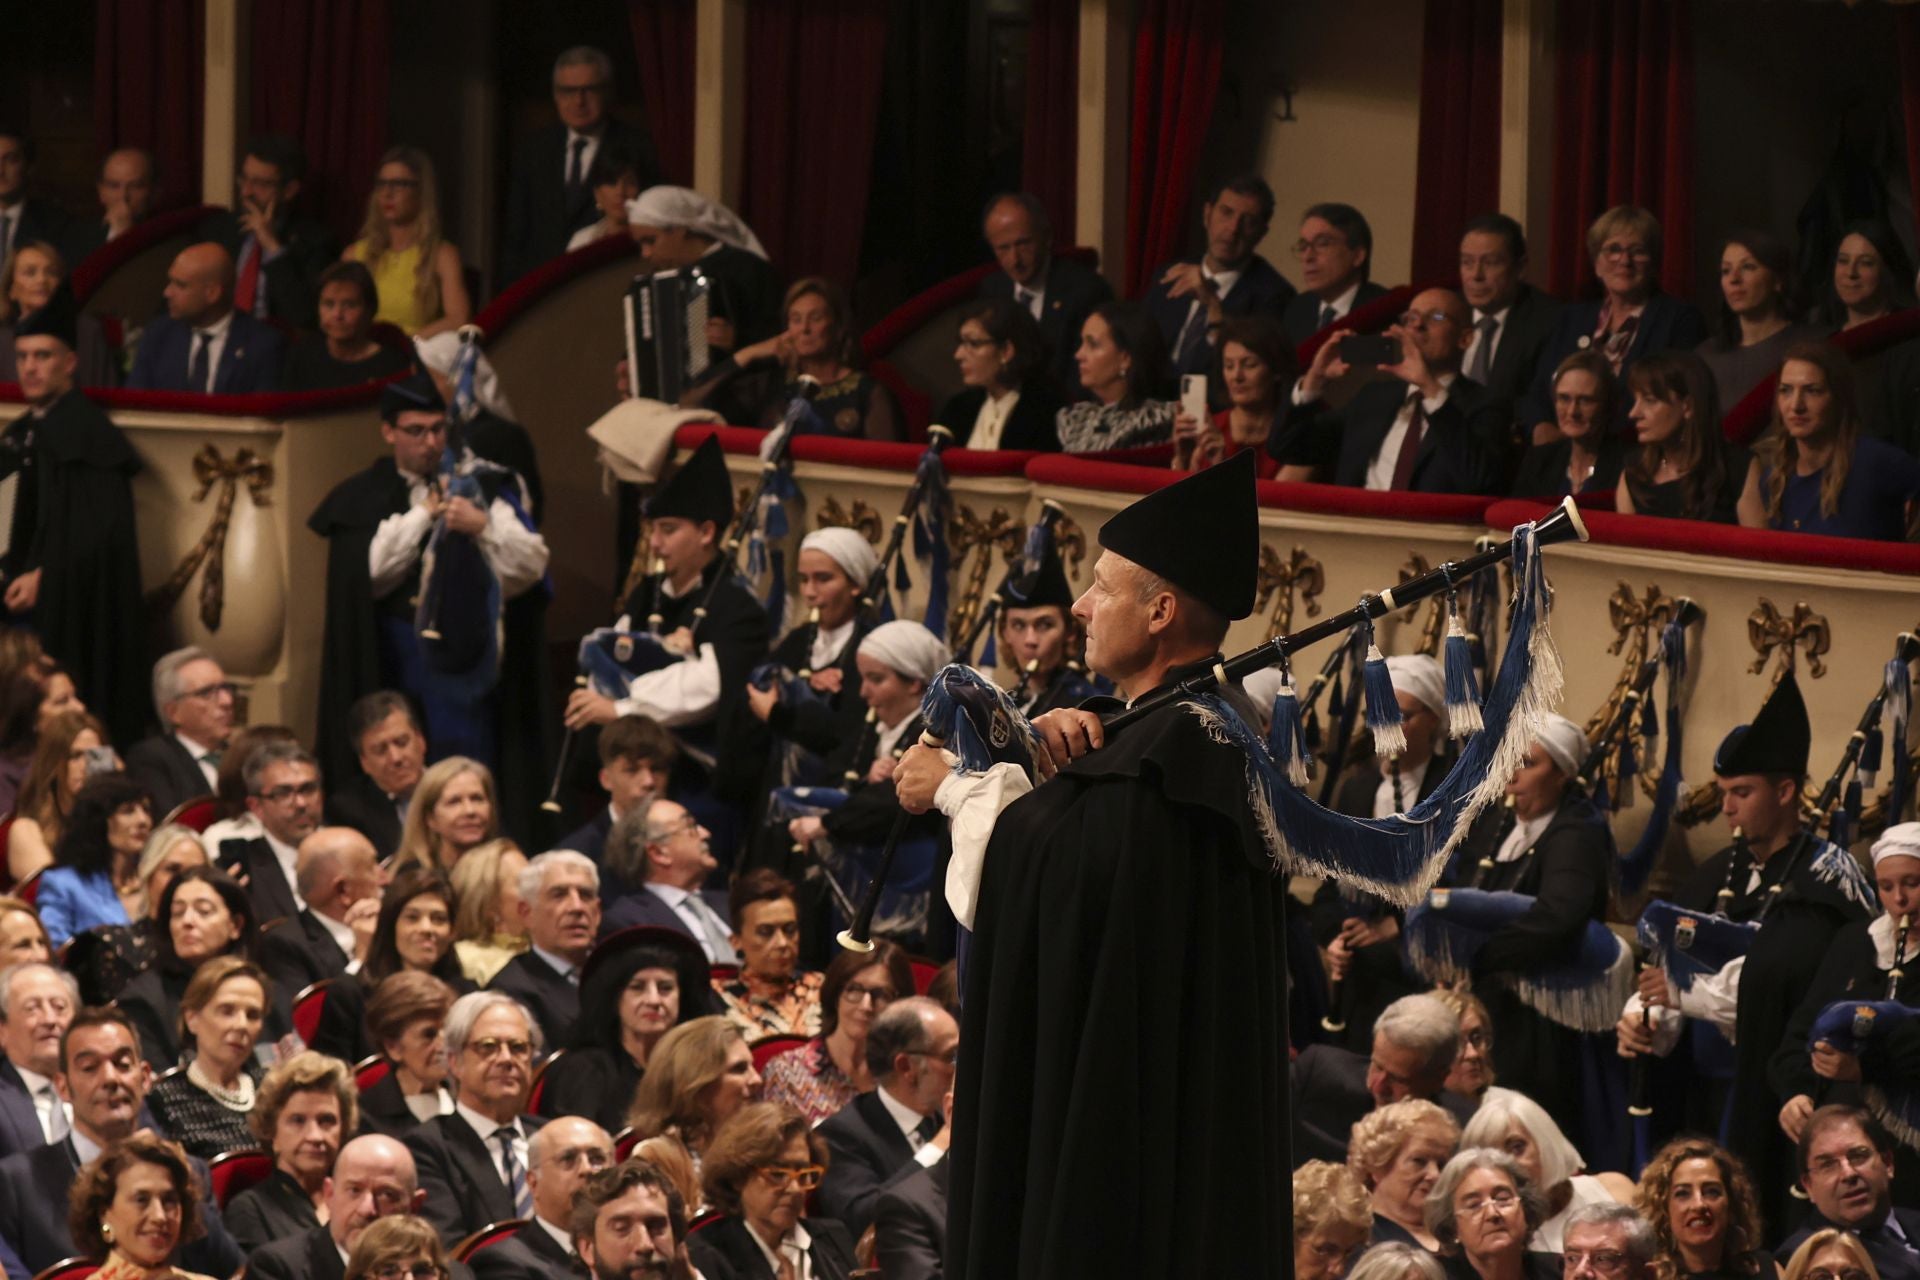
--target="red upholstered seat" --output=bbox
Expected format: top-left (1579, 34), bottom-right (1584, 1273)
top-left (16, 867), bottom-right (42, 907)
top-left (909, 958), bottom-right (940, 995)
top-left (749, 1034), bottom-right (808, 1073)
top-left (208, 1148), bottom-right (273, 1209)
top-left (162, 795), bottom-right (218, 832)
top-left (292, 979), bottom-right (332, 1045)
top-left (355, 1055), bottom-right (392, 1091)
top-left (453, 1219), bottom-right (528, 1262)
top-left (613, 1125), bottom-right (639, 1161)
top-left (29, 1259), bottom-right (99, 1280)
top-left (527, 1049), bottom-right (563, 1114)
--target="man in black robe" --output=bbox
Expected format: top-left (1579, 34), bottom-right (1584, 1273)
top-left (1, 289), bottom-right (146, 742)
top-left (896, 450), bottom-right (1289, 1277)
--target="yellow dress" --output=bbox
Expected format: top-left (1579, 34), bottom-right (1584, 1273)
top-left (348, 239), bottom-right (436, 335)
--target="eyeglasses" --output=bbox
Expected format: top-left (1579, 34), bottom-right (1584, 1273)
top-left (393, 420), bottom-right (448, 440)
top-left (255, 781), bottom-right (322, 804)
top-left (1564, 1250), bottom-right (1631, 1274)
top-left (1809, 1144), bottom-right (1880, 1177)
top-left (180, 681), bottom-right (236, 701)
top-left (1599, 242), bottom-right (1652, 263)
top-left (910, 1048), bottom-right (959, 1067)
top-left (754, 1164), bottom-right (825, 1191)
top-left (1397, 310), bottom-right (1456, 328)
top-left (1808, 1270), bottom-right (1871, 1280)
top-left (550, 1146), bottom-right (614, 1172)
top-left (1458, 1189), bottom-right (1518, 1218)
top-left (467, 1037), bottom-right (534, 1061)
top-left (1460, 1029), bottom-right (1491, 1051)
top-left (841, 983), bottom-right (895, 1006)
top-left (373, 1265), bottom-right (446, 1280)
top-left (1292, 235), bottom-right (1345, 258)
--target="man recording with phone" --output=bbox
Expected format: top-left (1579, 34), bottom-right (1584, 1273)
top-left (1267, 286), bottom-right (1510, 494)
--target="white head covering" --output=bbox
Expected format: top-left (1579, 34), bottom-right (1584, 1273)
top-left (1534, 714), bottom-right (1589, 779)
top-left (799, 528), bottom-right (879, 590)
top-left (858, 621), bottom-right (951, 685)
top-left (412, 332), bottom-right (517, 422)
top-left (1873, 822), bottom-right (1920, 867)
top-left (1385, 654), bottom-right (1446, 719)
top-left (625, 185), bottom-right (769, 261)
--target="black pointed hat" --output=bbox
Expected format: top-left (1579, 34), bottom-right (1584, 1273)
top-left (1714, 669), bottom-right (1811, 778)
top-left (645, 433), bottom-right (734, 526)
top-left (1096, 450), bottom-right (1259, 619)
top-left (13, 286), bottom-right (77, 349)
top-left (1001, 544), bottom-right (1075, 610)
top-left (378, 371), bottom-right (445, 422)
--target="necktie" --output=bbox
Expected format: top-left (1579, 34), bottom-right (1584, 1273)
top-left (39, 1085), bottom-right (67, 1142)
top-left (496, 1127), bottom-right (533, 1217)
top-left (1015, 286), bottom-right (1038, 319)
top-left (0, 211), bottom-right (12, 260)
top-left (189, 331), bottom-right (212, 393)
top-left (1318, 303), bottom-right (1337, 330)
top-left (201, 749), bottom-right (223, 769)
top-left (913, 1113), bottom-right (942, 1147)
top-left (566, 137), bottom-right (588, 192)
top-left (234, 241), bottom-right (262, 316)
top-left (1173, 296), bottom-right (1209, 367)
top-left (1466, 315), bottom-right (1498, 384)
top-left (1389, 389), bottom-right (1427, 491)
top-left (687, 896), bottom-right (732, 962)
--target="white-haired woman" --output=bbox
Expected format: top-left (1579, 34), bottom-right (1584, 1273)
top-left (1426, 1148), bottom-right (1559, 1280)
top-left (1350, 1243), bottom-right (1448, 1280)
top-left (1462, 1087), bottom-right (1635, 1251)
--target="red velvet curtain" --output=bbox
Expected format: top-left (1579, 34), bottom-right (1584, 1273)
top-left (738, 0), bottom-right (891, 283)
top-left (1021, 0), bottom-right (1079, 239)
top-left (1896, 7), bottom-right (1920, 238)
top-left (248, 0), bottom-right (392, 243)
top-left (1410, 0), bottom-right (1503, 283)
top-left (629, 0), bottom-right (697, 186)
top-left (1545, 0), bottom-right (1694, 299)
top-left (1124, 0), bottom-right (1228, 296)
top-left (94, 0), bottom-right (204, 212)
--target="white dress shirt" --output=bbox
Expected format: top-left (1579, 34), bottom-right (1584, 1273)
top-left (175, 731), bottom-right (221, 790)
top-left (367, 457), bottom-right (550, 600)
top-left (15, 1064), bottom-right (67, 1143)
top-left (1492, 811), bottom-right (1554, 864)
top-left (457, 1100), bottom-right (530, 1190)
top-left (968, 389), bottom-right (1021, 451)
top-left (649, 882), bottom-right (733, 964)
top-left (1363, 373), bottom-right (1457, 492)
top-left (264, 830), bottom-right (304, 909)
top-left (404, 1086), bottom-right (455, 1123)
top-left (536, 1215), bottom-right (577, 1259)
top-left (1318, 281), bottom-right (1362, 325)
top-left (564, 128), bottom-right (603, 188)
top-left (1175, 263), bottom-right (1244, 358)
top-left (531, 943), bottom-right (581, 985)
top-left (1012, 269), bottom-right (1049, 321)
top-left (190, 309), bottom-right (236, 391)
top-left (874, 714), bottom-right (914, 763)
top-left (313, 907), bottom-right (361, 975)
top-left (876, 1084), bottom-right (945, 1169)
top-left (745, 1218), bottom-right (813, 1280)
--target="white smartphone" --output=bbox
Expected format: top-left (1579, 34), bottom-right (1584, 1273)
top-left (1181, 374), bottom-right (1208, 421)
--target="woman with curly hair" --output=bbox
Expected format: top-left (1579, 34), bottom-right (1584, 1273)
top-left (692, 1101), bottom-right (856, 1280)
top-left (1296, 1159), bottom-right (1375, 1280)
top-left (1350, 1098), bottom-right (1461, 1250)
top-left (33, 771), bottom-right (151, 947)
top-left (67, 1131), bottom-right (216, 1280)
top-left (1635, 1137), bottom-right (1772, 1280)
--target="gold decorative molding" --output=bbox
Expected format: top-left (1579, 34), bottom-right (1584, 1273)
top-left (1747, 598), bottom-right (1830, 679)
top-left (1052, 514), bottom-right (1088, 578)
top-left (945, 505), bottom-right (1025, 644)
top-left (146, 444), bottom-right (274, 631)
top-left (1582, 582), bottom-right (1678, 743)
top-left (1257, 545), bottom-right (1325, 640)
top-left (814, 496), bottom-right (883, 545)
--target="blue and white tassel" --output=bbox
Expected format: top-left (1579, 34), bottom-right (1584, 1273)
top-left (1266, 656), bottom-right (1310, 787)
top-left (1359, 610), bottom-right (1406, 759)
top-left (1443, 593), bottom-right (1483, 739)
top-left (1887, 655), bottom-right (1913, 823)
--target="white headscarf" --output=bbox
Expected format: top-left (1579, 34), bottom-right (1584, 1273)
top-left (1873, 822), bottom-right (1920, 867)
top-left (800, 527), bottom-right (879, 589)
top-left (858, 621), bottom-right (951, 685)
top-left (625, 185), bottom-right (769, 261)
top-left (1534, 714), bottom-right (1590, 779)
top-left (1385, 654), bottom-right (1446, 719)
top-left (412, 332), bottom-right (517, 422)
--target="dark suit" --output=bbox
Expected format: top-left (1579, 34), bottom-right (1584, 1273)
top-left (688, 1214), bottom-right (857, 1280)
top-left (327, 772), bottom-right (408, 861)
top-left (4, 198), bottom-right (75, 264)
top-left (935, 381), bottom-right (1063, 452)
top-left (1142, 254), bottom-right (1297, 384)
top-left (599, 882), bottom-right (731, 944)
top-left (1281, 281), bottom-right (1391, 348)
top-left (1470, 285), bottom-right (1565, 411)
top-left (258, 908), bottom-right (351, 998)
top-left (219, 835), bottom-right (303, 926)
top-left (128, 310), bottom-right (286, 394)
top-left (1776, 1208), bottom-right (1920, 1280)
top-left (200, 209), bottom-right (341, 330)
top-left (487, 950), bottom-right (580, 1049)
top-left (500, 118), bottom-right (659, 287)
top-left (354, 1067), bottom-right (427, 1139)
top-left (1271, 374), bottom-right (1510, 494)
top-left (556, 807), bottom-right (613, 863)
top-left (0, 1060), bottom-right (49, 1159)
top-left (1290, 1044), bottom-right (1477, 1166)
top-left (873, 1155), bottom-right (946, 1280)
top-left (226, 1167), bottom-right (321, 1255)
top-left (1515, 290), bottom-right (1710, 434)
top-left (122, 732), bottom-right (215, 820)
top-left (404, 1110), bottom-right (547, 1246)
top-left (815, 1090), bottom-right (936, 1239)
top-left (468, 1219), bottom-right (575, 1280)
top-left (979, 256), bottom-right (1112, 401)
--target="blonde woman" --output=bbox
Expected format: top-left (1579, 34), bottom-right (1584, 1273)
top-left (390, 756), bottom-right (498, 875)
top-left (449, 837), bottom-right (529, 985)
top-left (1295, 1159), bottom-right (1374, 1280)
top-left (628, 1015), bottom-right (763, 1200)
top-left (1349, 1098), bottom-right (1461, 1250)
top-left (342, 146), bottom-right (469, 338)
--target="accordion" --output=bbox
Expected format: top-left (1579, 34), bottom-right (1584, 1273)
top-left (624, 266), bottom-right (713, 402)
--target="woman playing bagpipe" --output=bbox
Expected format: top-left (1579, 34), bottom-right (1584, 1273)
top-left (993, 541), bottom-right (1100, 719)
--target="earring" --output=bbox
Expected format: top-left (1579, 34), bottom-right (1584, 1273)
top-left (101, 1222), bottom-right (113, 1243)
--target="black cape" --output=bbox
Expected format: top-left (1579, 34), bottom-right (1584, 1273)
top-left (950, 673), bottom-right (1288, 1278)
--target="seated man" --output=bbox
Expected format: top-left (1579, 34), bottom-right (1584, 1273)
top-left (1565, 1204), bottom-right (1659, 1280)
top-left (123, 645), bottom-right (236, 818)
top-left (487, 851), bottom-right (601, 1049)
top-left (127, 241), bottom-right (286, 393)
top-left (258, 828), bottom-right (382, 997)
top-left (558, 713), bottom-right (677, 881)
top-left (0, 962), bottom-right (76, 1158)
top-left (0, 128), bottom-right (74, 265)
top-left (199, 134), bottom-right (339, 332)
top-left (873, 1088), bottom-right (952, 1280)
top-left (1457, 213), bottom-right (1564, 410)
top-left (64, 147), bottom-right (158, 263)
top-left (978, 191), bottom-right (1112, 399)
top-left (816, 996), bottom-right (959, 1239)
top-left (1290, 992), bottom-right (1474, 1165)
top-left (1281, 202), bottom-right (1389, 347)
top-left (600, 797), bottom-right (732, 962)
top-left (470, 1116), bottom-right (612, 1280)
top-left (220, 741), bottom-right (326, 925)
top-left (1142, 173), bottom-right (1296, 391)
top-left (1776, 1106), bottom-right (1920, 1280)
top-left (247, 1134), bottom-right (439, 1280)
top-left (326, 691), bottom-right (427, 861)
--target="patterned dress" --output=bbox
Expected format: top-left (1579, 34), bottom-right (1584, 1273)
top-left (759, 1036), bottom-right (857, 1125)
top-left (714, 970), bottom-right (824, 1039)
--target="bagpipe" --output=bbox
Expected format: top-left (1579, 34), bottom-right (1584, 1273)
top-left (1808, 980), bottom-right (1920, 1152)
top-left (715, 378), bottom-right (823, 628)
top-left (861, 423), bottom-right (955, 627)
top-left (1819, 631), bottom-right (1918, 849)
top-left (771, 778), bottom-right (942, 947)
top-left (1401, 887), bottom-right (1633, 1032)
top-left (835, 496), bottom-right (1590, 952)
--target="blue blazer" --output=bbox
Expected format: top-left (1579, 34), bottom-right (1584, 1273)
top-left (1515, 290), bottom-right (1709, 434)
top-left (1142, 253), bottom-right (1297, 383)
top-left (128, 311), bottom-right (285, 394)
top-left (34, 865), bottom-right (129, 948)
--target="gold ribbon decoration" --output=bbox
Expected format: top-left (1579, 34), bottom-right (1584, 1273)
top-left (1747, 597), bottom-right (1831, 679)
top-left (814, 496), bottom-right (884, 545)
top-left (146, 444), bottom-right (275, 631)
top-left (1258, 545), bottom-right (1325, 641)
top-left (945, 504), bottom-right (1025, 644)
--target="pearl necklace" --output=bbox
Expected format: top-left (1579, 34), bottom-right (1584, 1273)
top-left (187, 1059), bottom-right (256, 1112)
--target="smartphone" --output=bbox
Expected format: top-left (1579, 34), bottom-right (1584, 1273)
top-left (83, 746), bottom-right (121, 778)
top-left (1180, 374), bottom-right (1208, 422)
top-left (1340, 334), bottom-right (1401, 367)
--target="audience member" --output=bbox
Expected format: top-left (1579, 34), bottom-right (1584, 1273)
top-left (1700, 230), bottom-right (1820, 408)
top-left (328, 691), bottom-right (428, 861)
top-left (63, 148), bottom-right (158, 261)
top-left (1457, 214), bottom-right (1564, 410)
top-left (0, 961), bottom-right (76, 1157)
top-left (1738, 341), bottom-right (1920, 540)
top-left (627, 1016), bottom-right (762, 1188)
top-left (1349, 1097), bottom-right (1462, 1249)
top-left (1055, 300), bottom-right (1176, 451)
top-left (872, 1089), bottom-right (952, 1280)
top-left (1828, 220), bottom-right (1920, 453)
top-left (693, 1101), bottom-right (858, 1280)
top-left (342, 1215), bottom-right (454, 1280)
top-left (486, 849), bottom-right (601, 1047)
top-left (1352, 1243), bottom-right (1448, 1280)
top-left (0, 244), bottom-right (116, 386)
top-left (469, 1115), bottom-right (612, 1280)
top-left (123, 646), bottom-right (235, 820)
top-left (936, 297), bottom-right (1064, 450)
top-left (282, 262), bottom-right (411, 391)
top-left (0, 899), bottom-right (49, 968)
top-left (1295, 1159), bottom-right (1375, 1280)
top-left (1617, 351), bottom-right (1745, 521)
top-left (625, 185), bottom-right (783, 362)
top-left (977, 191), bottom-right (1113, 398)
top-left (761, 942), bottom-right (911, 1126)
top-left (356, 971), bottom-right (459, 1138)
top-left (258, 827), bottom-right (381, 997)
top-left (1782, 1232), bottom-right (1883, 1280)
top-left (144, 954), bottom-right (272, 1158)
top-left (1293, 993), bottom-right (1471, 1165)
top-left (715, 868), bottom-right (822, 1037)
top-left (601, 799), bottom-right (733, 954)
top-left (1776, 1107), bottom-right (1920, 1280)
top-left (1274, 288), bottom-right (1509, 492)
top-left (390, 756), bottom-right (502, 876)
top-left (1173, 314), bottom-right (1294, 477)
top-left (344, 147), bottom-right (471, 339)
top-left (65, 1132), bottom-right (219, 1280)
top-left (223, 1050), bottom-right (356, 1252)
top-left (412, 329), bottom-right (546, 523)
top-left (1632, 1136), bottom-right (1770, 1280)
top-left (63, 824), bottom-right (206, 1005)
top-left (0, 672), bottom-right (44, 815)
top-left (5, 709), bottom-right (111, 885)
top-left (557, 712), bottom-right (677, 871)
top-left (569, 1157), bottom-right (697, 1280)
top-left (1426, 1148), bottom-right (1558, 1280)
top-left (1461, 1088), bottom-right (1634, 1252)
top-left (198, 723), bottom-right (299, 851)
top-left (1562, 1204), bottom-right (1660, 1280)
top-left (202, 134), bottom-right (341, 332)
top-left (35, 773), bottom-right (153, 948)
top-left (246, 1133), bottom-right (431, 1280)
top-left (501, 46), bottom-right (660, 286)
top-left (0, 128), bottom-right (74, 265)
top-left (128, 242), bottom-right (287, 392)
top-left (1144, 173), bottom-right (1296, 386)
top-left (568, 143), bottom-right (647, 253)
top-left (449, 838), bottom-right (530, 985)
top-left (1429, 987), bottom-right (1497, 1103)
top-left (310, 867), bottom-right (473, 1066)
top-left (1283, 202), bottom-right (1389, 346)
top-left (218, 740), bottom-right (325, 925)
top-left (1511, 350), bottom-right (1627, 497)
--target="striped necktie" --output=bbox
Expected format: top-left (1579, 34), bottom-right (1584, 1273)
top-left (496, 1127), bottom-right (533, 1218)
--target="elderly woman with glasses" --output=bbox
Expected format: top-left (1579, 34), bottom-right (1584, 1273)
top-left (1781, 1230), bottom-right (1879, 1280)
top-left (691, 1101), bottom-right (858, 1280)
top-left (1461, 1089), bottom-right (1635, 1252)
top-left (1297, 1159), bottom-right (1376, 1280)
top-left (1427, 1148), bottom-right (1559, 1280)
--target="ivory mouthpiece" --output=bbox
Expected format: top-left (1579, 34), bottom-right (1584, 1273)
top-left (1024, 658), bottom-right (1040, 674)
top-left (650, 557), bottom-right (666, 575)
top-left (807, 607), bottom-right (821, 624)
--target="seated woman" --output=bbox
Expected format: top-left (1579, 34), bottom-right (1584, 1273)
top-left (355, 970), bottom-right (460, 1137)
top-left (759, 941), bottom-right (912, 1126)
top-left (448, 837), bottom-right (529, 985)
top-left (390, 756), bottom-right (500, 876)
top-left (66, 823), bottom-right (208, 1006)
top-left (1510, 351), bottom-right (1627, 498)
top-left (1825, 219), bottom-right (1915, 332)
top-left (342, 146), bottom-right (471, 339)
top-left (1633, 1136), bottom-right (1772, 1280)
top-left (67, 1132), bottom-right (219, 1280)
top-left (936, 298), bottom-right (1062, 451)
top-left (626, 185), bottom-right (784, 363)
top-left (282, 261), bottom-right (411, 392)
top-left (1617, 351), bottom-right (1746, 522)
top-left (0, 894), bottom-right (50, 965)
top-left (1173, 314), bottom-right (1294, 479)
top-left (199, 724), bottom-right (299, 851)
top-left (1460, 1088), bottom-right (1634, 1252)
top-left (1698, 230), bottom-right (1819, 409)
top-left (119, 866), bottom-right (288, 1067)
top-left (1518, 205), bottom-right (1710, 443)
top-left (6, 709), bottom-right (112, 885)
top-left (1429, 987), bottom-right (1497, 1103)
top-left (712, 869), bottom-right (824, 1038)
top-left (33, 771), bottom-right (150, 947)
top-left (0, 672), bottom-right (44, 815)
top-left (0, 242), bottom-right (117, 386)
top-left (1738, 342), bottom-right (1920, 540)
top-left (1782, 1232), bottom-right (1875, 1280)
top-left (1426, 1148), bottom-right (1558, 1280)
top-left (1295, 1159), bottom-right (1375, 1280)
top-left (686, 276), bottom-right (904, 441)
top-left (344, 1215), bottom-right (451, 1280)
top-left (1348, 1097), bottom-right (1462, 1249)
top-left (309, 865), bottom-right (473, 1065)
top-left (628, 1015), bottom-right (763, 1197)
top-left (1056, 301), bottom-right (1177, 453)
top-left (690, 1101), bottom-right (858, 1280)
top-left (567, 144), bottom-right (647, 253)
top-left (146, 955), bottom-right (273, 1160)
top-left (223, 1051), bottom-right (355, 1252)
top-left (539, 926), bottom-right (718, 1131)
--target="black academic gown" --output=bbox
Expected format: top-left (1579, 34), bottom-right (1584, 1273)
top-left (0, 389), bottom-right (147, 743)
top-left (951, 671), bottom-right (1288, 1279)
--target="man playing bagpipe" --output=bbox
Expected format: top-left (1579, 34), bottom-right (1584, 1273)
top-left (994, 541), bottom-right (1099, 719)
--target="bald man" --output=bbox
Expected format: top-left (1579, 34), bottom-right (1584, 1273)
top-left (64, 148), bottom-right (157, 261)
top-left (248, 1134), bottom-right (472, 1280)
top-left (258, 827), bottom-right (383, 996)
top-left (1270, 285), bottom-right (1511, 494)
top-left (128, 240), bottom-right (284, 393)
top-left (471, 1117), bottom-right (614, 1280)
